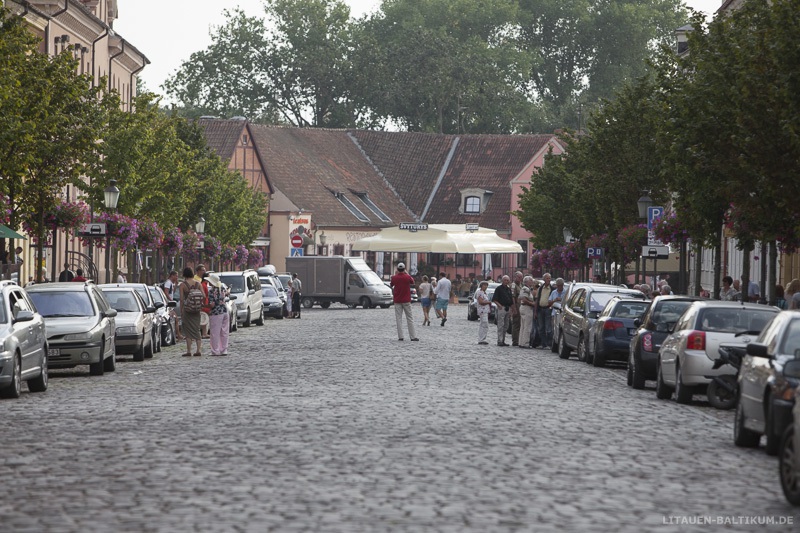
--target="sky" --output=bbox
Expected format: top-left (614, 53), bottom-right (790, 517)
top-left (114, 0), bottom-right (725, 97)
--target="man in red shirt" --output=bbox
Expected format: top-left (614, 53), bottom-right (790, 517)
top-left (71, 268), bottom-right (88, 282)
top-left (390, 263), bottom-right (418, 341)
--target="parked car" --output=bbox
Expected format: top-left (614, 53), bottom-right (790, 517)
top-left (656, 301), bottom-right (778, 405)
top-left (100, 287), bottom-right (155, 362)
top-left (0, 280), bottom-right (48, 398)
top-left (587, 297), bottom-right (651, 367)
top-left (736, 310), bottom-right (800, 454)
top-left (26, 281), bottom-right (117, 376)
top-left (260, 277), bottom-right (287, 306)
top-left (100, 283), bottom-right (164, 354)
top-left (258, 265), bottom-right (288, 303)
top-left (149, 285), bottom-right (177, 347)
top-left (628, 296), bottom-right (704, 389)
top-left (467, 282), bottom-right (500, 322)
top-left (558, 285), bottom-right (645, 362)
top-left (218, 270), bottom-right (264, 327)
top-left (261, 285), bottom-right (285, 319)
top-left (222, 283), bottom-right (238, 333)
top-left (778, 384), bottom-right (800, 505)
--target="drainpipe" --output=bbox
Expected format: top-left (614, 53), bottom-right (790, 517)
top-left (128, 56), bottom-right (146, 108)
top-left (108, 39), bottom-right (124, 93)
top-left (91, 28), bottom-right (109, 88)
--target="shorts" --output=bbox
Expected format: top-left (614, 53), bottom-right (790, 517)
top-left (421, 297), bottom-right (431, 307)
top-left (435, 299), bottom-right (449, 311)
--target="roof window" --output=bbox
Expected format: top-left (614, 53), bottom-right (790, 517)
top-left (334, 192), bottom-right (370, 223)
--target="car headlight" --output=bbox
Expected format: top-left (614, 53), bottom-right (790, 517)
top-left (63, 332), bottom-right (92, 341)
top-left (116, 326), bottom-right (138, 334)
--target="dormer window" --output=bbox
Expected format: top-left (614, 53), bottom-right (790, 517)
top-left (333, 191), bottom-right (370, 222)
top-left (459, 188), bottom-right (493, 215)
top-left (352, 191), bottom-right (391, 223)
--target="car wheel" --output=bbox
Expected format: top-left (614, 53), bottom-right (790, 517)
top-left (706, 376), bottom-right (737, 410)
top-left (321, 301), bottom-right (331, 309)
top-left (674, 363), bottom-right (693, 404)
top-left (0, 352), bottom-right (22, 399)
top-left (734, 398), bottom-right (761, 448)
top-left (162, 323), bottom-right (175, 346)
top-left (655, 359), bottom-right (672, 400)
top-left (28, 350), bottom-right (48, 393)
top-left (765, 401), bottom-right (780, 456)
top-left (302, 297), bottom-right (314, 309)
top-left (631, 352), bottom-right (646, 390)
top-left (255, 310), bottom-right (265, 326)
top-left (144, 336), bottom-right (154, 359)
top-left (577, 335), bottom-right (587, 363)
top-left (359, 296), bottom-right (371, 309)
top-left (557, 333), bottom-right (571, 359)
top-left (626, 353), bottom-right (634, 386)
top-left (153, 330), bottom-right (161, 353)
top-left (550, 334), bottom-right (558, 353)
top-left (103, 344), bottom-right (116, 372)
top-left (244, 309), bottom-right (252, 327)
top-left (592, 346), bottom-right (605, 368)
top-left (89, 348), bottom-right (106, 376)
top-left (779, 425), bottom-right (800, 505)
top-left (133, 340), bottom-right (145, 362)
top-left (230, 315), bottom-right (238, 332)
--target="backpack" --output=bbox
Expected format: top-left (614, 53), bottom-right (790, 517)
top-left (183, 281), bottom-right (205, 313)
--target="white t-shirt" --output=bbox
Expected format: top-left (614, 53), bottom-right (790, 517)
top-left (434, 277), bottom-right (451, 300)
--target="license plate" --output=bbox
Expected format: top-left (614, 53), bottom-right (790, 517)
top-left (48, 348), bottom-right (60, 357)
top-left (628, 329), bottom-right (636, 335)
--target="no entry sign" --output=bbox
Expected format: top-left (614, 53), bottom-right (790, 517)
top-left (291, 235), bottom-right (304, 248)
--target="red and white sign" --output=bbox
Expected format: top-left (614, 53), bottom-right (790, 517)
top-left (291, 235), bottom-right (304, 248)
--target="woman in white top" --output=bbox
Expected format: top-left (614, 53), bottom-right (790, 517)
top-left (475, 281), bottom-right (491, 345)
top-left (418, 275), bottom-right (432, 326)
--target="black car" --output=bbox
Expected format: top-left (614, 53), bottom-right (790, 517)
top-left (261, 285), bottom-right (285, 319)
top-left (587, 297), bottom-right (651, 367)
top-left (627, 295), bottom-right (704, 389)
top-left (558, 285), bottom-right (645, 363)
top-left (736, 310), bottom-right (800, 454)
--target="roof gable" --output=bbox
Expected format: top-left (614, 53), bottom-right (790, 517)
top-left (197, 118), bottom-right (247, 161)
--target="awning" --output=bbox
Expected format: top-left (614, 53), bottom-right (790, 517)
top-left (352, 224), bottom-right (523, 254)
top-left (0, 224), bottom-right (26, 240)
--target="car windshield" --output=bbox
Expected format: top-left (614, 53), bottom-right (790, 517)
top-left (612, 301), bottom-right (649, 318)
top-left (780, 318), bottom-right (800, 354)
top-left (698, 308), bottom-right (777, 333)
top-left (149, 287), bottom-right (164, 304)
top-left (132, 287), bottom-right (149, 304)
top-left (651, 301), bottom-right (694, 328)
top-left (221, 276), bottom-right (245, 293)
top-left (262, 286), bottom-right (278, 297)
top-left (590, 292), bottom-right (625, 313)
top-left (360, 270), bottom-right (384, 286)
top-left (103, 291), bottom-right (141, 313)
top-left (28, 291), bottom-right (95, 317)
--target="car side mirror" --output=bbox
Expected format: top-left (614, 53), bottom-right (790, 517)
top-left (783, 359), bottom-right (800, 379)
top-left (633, 318), bottom-right (641, 327)
top-left (746, 342), bottom-right (770, 358)
top-left (248, 289), bottom-right (256, 296)
top-left (13, 310), bottom-right (35, 323)
top-left (229, 295), bottom-right (237, 301)
top-left (552, 302), bottom-right (561, 310)
top-left (167, 301), bottom-right (177, 308)
top-left (145, 306), bottom-right (156, 314)
top-left (104, 309), bottom-right (117, 318)
top-left (572, 306), bottom-right (583, 314)
top-left (154, 301), bottom-right (165, 309)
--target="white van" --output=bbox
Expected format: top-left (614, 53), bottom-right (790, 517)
top-left (218, 270), bottom-right (263, 327)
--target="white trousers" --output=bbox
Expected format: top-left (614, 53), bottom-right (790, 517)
top-left (478, 313), bottom-right (489, 342)
top-left (394, 303), bottom-right (416, 339)
top-left (519, 306), bottom-right (534, 347)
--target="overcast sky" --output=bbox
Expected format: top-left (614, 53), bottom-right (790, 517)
top-left (114, 0), bottom-right (724, 96)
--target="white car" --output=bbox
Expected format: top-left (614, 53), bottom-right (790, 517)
top-left (656, 301), bottom-right (779, 404)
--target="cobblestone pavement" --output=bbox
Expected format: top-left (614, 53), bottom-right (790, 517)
top-left (2, 303), bottom-right (799, 532)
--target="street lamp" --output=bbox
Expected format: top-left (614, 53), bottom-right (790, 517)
top-left (194, 215), bottom-right (206, 234)
top-left (637, 193), bottom-right (653, 219)
top-left (318, 230), bottom-right (327, 255)
top-left (563, 227), bottom-right (574, 243)
top-left (103, 180), bottom-right (120, 283)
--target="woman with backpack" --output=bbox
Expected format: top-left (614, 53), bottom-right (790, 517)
top-left (179, 267), bottom-right (204, 357)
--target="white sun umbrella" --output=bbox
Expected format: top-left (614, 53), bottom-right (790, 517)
top-left (409, 253), bottom-right (418, 275)
top-left (483, 253), bottom-right (493, 279)
top-left (352, 224), bottom-right (523, 254)
top-left (375, 251), bottom-right (384, 278)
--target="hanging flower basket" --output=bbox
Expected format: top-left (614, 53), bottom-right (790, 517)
top-left (203, 235), bottom-right (222, 259)
top-left (162, 227), bottom-right (183, 258)
top-left (617, 224), bottom-right (648, 265)
top-left (136, 218), bottom-right (164, 250)
top-left (181, 230), bottom-right (200, 262)
top-left (93, 212), bottom-right (139, 250)
top-left (234, 245), bottom-right (249, 268)
top-left (0, 195), bottom-right (10, 225)
top-left (220, 244), bottom-right (236, 264)
top-left (247, 248), bottom-right (263, 269)
top-left (53, 201), bottom-right (90, 236)
top-left (652, 214), bottom-right (688, 245)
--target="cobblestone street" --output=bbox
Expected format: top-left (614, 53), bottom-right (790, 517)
top-left (2, 304), bottom-right (799, 532)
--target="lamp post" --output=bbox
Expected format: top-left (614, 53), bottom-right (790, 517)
top-left (195, 214), bottom-right (205, 267)
top-left (637, 193), bottom-right (653, 285)
top-left (103, 179), bottom-right (120, 283)
top-left (318, 230), bottom-right (327, 256)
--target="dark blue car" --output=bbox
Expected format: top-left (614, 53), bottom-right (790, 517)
top-left (588, 298), bottom-right (651, 367)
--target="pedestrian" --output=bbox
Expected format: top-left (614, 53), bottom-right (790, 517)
top-left (291, 273), bottom-right (302, 318)
top-left (58, 263), bottom-right (75, 282)
top-left (285, 277), bottom-right (293, 316)
top-left (162, 270), bottom-right (183, 341)
top-left (510, 271), bottom-right (523, 346)
top-left (732, 279), bottom-right (742, 301)
top-left (206, 273), bottom-right (230, 356)
top-left (786, 279), bottom-right (800, 310)
top-left (117, 269), bottom-right (127, 283)
top-left (179, 267), bottom-right (204, 357)
top-left (518, 276), bottom-right (535, 348)
top-left (418, 275), bottom-right (432, 326)
top-left (162, 270), bottom-right (178, 301)
top-left (433, 272), bottom-right (451, 326)
top-left (659, 284), bottom-right (672, 296)
top-left (639, 283), bottom-right (653, 299)
top-left (194, 264), bottom-right (210, 338)
top-left (492, 275), bottom-right (514, 346)
top-left (390, 263), bottom-right (418, 341)
top-left (548, 278), bottom-right (566, 348)
top-left (71, 268), bottom-right (87, 282)
top-left (474, 281), bottom-right (491, 345)
top-left (742, 275), bottom-right (760, 303)
top-left (775, 284), bottom-right (787, 310)
top-left (720, 276), bottom-right (737, 301)
top-left (430, 276), bottom-right (440, 319)
top-left (14, 246), bottom-right (23, 265)
top-left (534, 273), bottom-right (554, 349)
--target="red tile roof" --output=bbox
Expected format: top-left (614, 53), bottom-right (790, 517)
top-left (197, 118), bottom-right (247, 161)
top-left (249, 126), bottom-right (416, 227)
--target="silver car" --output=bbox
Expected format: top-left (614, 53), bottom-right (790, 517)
top-left (26, 282), bottom-right (117, 376)
top-left (101, 283), bottom-right (164, 354)
top-left (100, 287), bottom-right (154, 362)
top-left (0, 281), bottom-right (48, 398)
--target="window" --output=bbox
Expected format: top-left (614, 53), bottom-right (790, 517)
top-left (464, 196), bottom-right (481, 214)
top-left (354, 192), bottom-right (391, 223)
top-left (517, 240), bottom-right (529, 268)
top-left (334, 192), bottom-right (370, 222)
top-left (459, 188), bottom-right (493, 215)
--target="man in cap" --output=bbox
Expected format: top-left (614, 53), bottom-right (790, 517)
top-left (390, 262), bottom-right (418, 341)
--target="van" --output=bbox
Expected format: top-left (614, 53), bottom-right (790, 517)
top-left (218, 270), bottom-right (263, 327)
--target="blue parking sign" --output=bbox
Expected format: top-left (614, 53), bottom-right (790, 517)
top-left (647, 206), bottom-right (664, 230)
